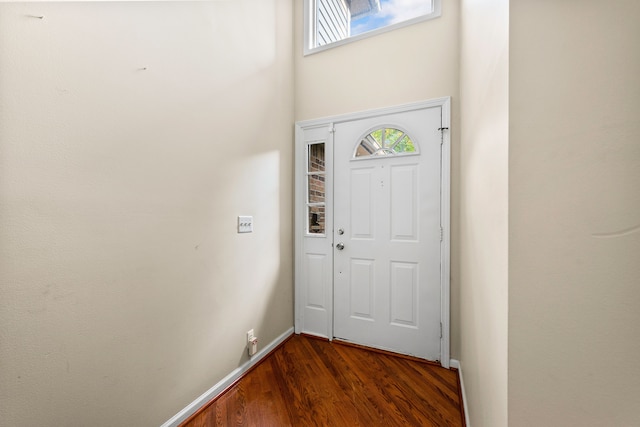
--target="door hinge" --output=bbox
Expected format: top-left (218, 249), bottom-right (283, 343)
top-left (440, 226), bottom-right (444, 242)
top-left (438, 127), bottom-right (448, 145)
top-left (440, 322), bottom-right (443, 339)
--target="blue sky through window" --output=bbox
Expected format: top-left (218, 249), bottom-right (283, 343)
top-left (350, 0), bottom-right (433, 36)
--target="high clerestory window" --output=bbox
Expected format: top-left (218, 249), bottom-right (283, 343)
top-left (304, 0), bottom-right (441, 55)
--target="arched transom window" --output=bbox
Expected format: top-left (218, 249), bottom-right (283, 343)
top-left (354, 127), bottom-right (418, 158)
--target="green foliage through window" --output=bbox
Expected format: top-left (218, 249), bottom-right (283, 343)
top-left (355, 127), bottom-right (417, 158)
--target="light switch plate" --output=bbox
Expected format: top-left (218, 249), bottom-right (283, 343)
top-left (238, 216), bottom-right (253, 233)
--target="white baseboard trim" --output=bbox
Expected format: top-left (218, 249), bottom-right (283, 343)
top-left (450, 359), bottom-right (470, 427)
top-left (161, 327), bottom-right (295, 427)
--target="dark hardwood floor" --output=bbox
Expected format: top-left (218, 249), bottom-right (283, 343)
top-left (182, 334), bottom-right (464, 427)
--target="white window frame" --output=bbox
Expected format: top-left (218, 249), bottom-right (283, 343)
top-left (304, 0), bottom-right (442, 56)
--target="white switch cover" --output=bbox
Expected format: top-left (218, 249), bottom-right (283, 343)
top-left (238, 216), bottom-right (253, 233)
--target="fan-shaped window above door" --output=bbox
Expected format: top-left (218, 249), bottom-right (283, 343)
top-left (354, 127), bottom-right (418, 158)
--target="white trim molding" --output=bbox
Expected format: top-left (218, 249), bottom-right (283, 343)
top-left (161, 327), bottom-right (295, 427)
top-left (440, 97), bottom-right (451, 369)
top-left (450, 359), bottom-right (470, 427)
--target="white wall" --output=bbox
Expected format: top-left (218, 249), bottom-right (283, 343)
top-left (295, 0), bottom-right (462, 358)
top-left (509, 1), bottom-right (640, 425)
top-left (0, 1), bottom-right (294, 426)
top-left (459, 0), bottom-right (509, 426)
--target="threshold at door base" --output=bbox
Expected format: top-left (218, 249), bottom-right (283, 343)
top-left (332, 339), bottom-right (444, 367)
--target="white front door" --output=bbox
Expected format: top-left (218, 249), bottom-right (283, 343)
top-left (333, 106), bottom-right (442, 360)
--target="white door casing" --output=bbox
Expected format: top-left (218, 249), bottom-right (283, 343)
top-left (294, 98), bottom-right (451, 367)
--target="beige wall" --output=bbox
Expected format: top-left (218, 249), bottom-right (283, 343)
top-left (459, 0), bottom-right (509, 426)
top-left (0, 1), bottom-right (294, 426)
top-left (509, 1), bottom-right (640, 425)
top-left (4, 1), bottom-right (638, 426)
top-left (295, 0), bottom-right (462, 358)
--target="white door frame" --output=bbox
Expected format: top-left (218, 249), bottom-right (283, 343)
top-left (294, 97), bottom-right (451, 367)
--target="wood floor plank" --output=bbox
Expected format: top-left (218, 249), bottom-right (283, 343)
top-left (182, 334), bottom-right (464, 427)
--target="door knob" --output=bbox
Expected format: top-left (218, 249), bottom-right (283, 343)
top-left (336, 242), bottom-right (345, 250)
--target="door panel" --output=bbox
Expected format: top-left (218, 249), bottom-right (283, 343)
top-left (306, 253), bottom-right (328, 308)
top-left (349, 258), bottom-right (374, 319)
top-left (390, 164), bottom-right (418, 240)
top-left (333, 107), bottom-right (442, 360)
top-left (350, 168), bottom-right (375, 239)
top-left (390, 261), bottom-right (418, 327)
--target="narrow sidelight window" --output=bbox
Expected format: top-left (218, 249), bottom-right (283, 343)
top-left (307, 143), bottom-right (326, 234)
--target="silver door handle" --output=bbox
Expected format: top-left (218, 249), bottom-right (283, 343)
top-left (336, 242), bottom-right (345, 250)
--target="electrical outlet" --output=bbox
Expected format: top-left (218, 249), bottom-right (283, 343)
top-left (247, 329), bottom-right (258, 356)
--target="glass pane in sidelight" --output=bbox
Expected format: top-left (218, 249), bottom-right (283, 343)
top-left (308, 174), bottom-right (326, 204)
top-left (308, 205), bottom-right (326, 234)
top-left (308, 143), bottom-right (325, 172)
